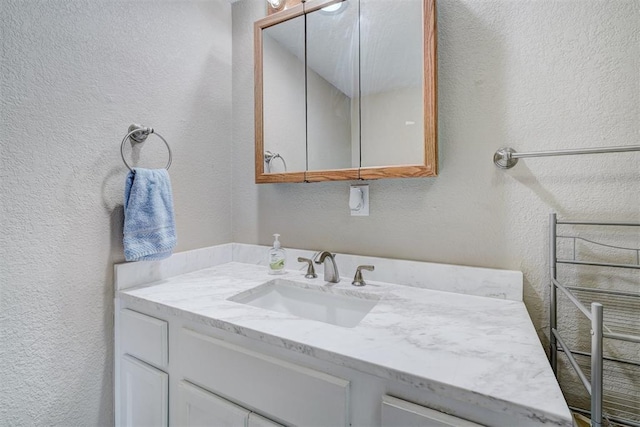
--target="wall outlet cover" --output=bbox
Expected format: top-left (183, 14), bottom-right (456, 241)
top-left (350, 184), bottom-right (369, 216)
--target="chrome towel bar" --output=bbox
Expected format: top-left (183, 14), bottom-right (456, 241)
top-left (493, 144), bottom-right (640, 169)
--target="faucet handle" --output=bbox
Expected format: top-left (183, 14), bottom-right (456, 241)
top-left (352, 265), bottom-right (375, 287)
top-left (298, 257), bottom-right (318, 279)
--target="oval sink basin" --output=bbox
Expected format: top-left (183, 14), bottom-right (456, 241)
top-left (228, 279), bottom-right (380, 328)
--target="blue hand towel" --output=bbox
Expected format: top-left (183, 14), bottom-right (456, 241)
top-left (123, 168), bottom-right (177, 261)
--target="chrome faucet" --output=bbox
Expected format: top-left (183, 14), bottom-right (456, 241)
top-left (315, 251), bottom-right (340, 283)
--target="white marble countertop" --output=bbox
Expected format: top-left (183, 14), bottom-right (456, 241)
top-left (119, 262), bottom-right (572, 426)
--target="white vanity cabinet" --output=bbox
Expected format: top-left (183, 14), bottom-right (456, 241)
top-left (117, 309), bottom-right (170, 427)
top-left (115, 307), bottom-right (349, 427)
top-left (115, 306), bottom-right (490, 427)
top-left (114, 250), bottom-right (573, 427)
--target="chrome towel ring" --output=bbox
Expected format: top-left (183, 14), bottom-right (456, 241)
top-left (264, 150), bottom-right (287, 173)
top-left (120, 124), bottom-right (172, 172)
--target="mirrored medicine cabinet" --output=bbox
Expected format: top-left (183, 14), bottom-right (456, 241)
top-left (255, 0), bottom-right (437, 183)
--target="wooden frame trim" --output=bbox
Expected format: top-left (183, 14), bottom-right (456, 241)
top-left (423, 0), bottom-right (438, 176)
top-left (258, 3), bottom-right (304, 29)
top-left (359, 165), bottom-right (435, 180)
top-left (305, 168), bottom-right (360, 183)
top-left (256, 172), bottom-right (306, 184)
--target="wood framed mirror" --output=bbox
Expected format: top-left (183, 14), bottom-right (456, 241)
top-left (255, 0), bottom-right (437, 183)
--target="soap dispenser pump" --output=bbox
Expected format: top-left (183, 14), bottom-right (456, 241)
top-left (268, 234), bottom-right (286, 275)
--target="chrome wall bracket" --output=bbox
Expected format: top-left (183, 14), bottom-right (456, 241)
top-left (264, 150), bottom-right (277, 163)
top-left (493, 147), bottom-right (518, 169)
top-left (128, 124), bottom-right (153, 144)
top-left (120, 124), bottom-right (172, 172)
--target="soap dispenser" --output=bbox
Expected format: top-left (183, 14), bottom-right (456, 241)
top-left (268, 234), bottom-right (286, 275)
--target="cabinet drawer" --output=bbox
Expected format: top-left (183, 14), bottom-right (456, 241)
top-left (120, 309), bottom-right (168, 369)
top-left (382, 395), bottom-right (483, 427)
top-left (180, 328), bottom-right (350, 427)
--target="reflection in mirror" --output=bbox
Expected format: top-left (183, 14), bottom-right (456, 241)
top-left (306, 1), bottom-right (359, 171)
top-left (360, 0), bottom-right (424, 167)
top-left (262, 15), bottom-right (306, 174)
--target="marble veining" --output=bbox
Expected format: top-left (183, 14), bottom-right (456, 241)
top-left (119, 261), bottom-right (572, 426)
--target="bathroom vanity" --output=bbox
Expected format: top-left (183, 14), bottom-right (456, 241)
top-left (114, 244), bottom-right (573, 427)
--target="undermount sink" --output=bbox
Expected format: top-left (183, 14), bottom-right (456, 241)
top-left (228, 279), bottom-right (381, 328)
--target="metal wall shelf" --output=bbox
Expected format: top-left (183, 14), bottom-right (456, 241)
top-left (549, 213), bottom-right (640, 427)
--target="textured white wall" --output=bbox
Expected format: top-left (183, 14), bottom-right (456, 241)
top-left (0, 0), bottom-right (232, 424)
top-left (233, 0), bottom-right (639, 349)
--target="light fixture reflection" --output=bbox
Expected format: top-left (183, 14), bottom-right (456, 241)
top-left (321, 2), bottom-right (345, 13)
top-left (267, 0), bottom-right (284, 9)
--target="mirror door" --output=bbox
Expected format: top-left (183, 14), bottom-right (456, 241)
top-left (305, 0), bottom-right (360, 182)
top-left (359, 0), bottom-right (437, 179)
top-left (360, 0), bottom-right (423, 167)
top-left (255, 6), bottom-right (307, 183)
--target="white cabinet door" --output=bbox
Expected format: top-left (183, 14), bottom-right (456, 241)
top-left (248, 412), bottom-right (284, 427)
top-left (178, 381), bottom-right (250, 427)
top-left (119, 355), bottom-right (168, 427)
top-left (382, 396), bottom-right (483, 427)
